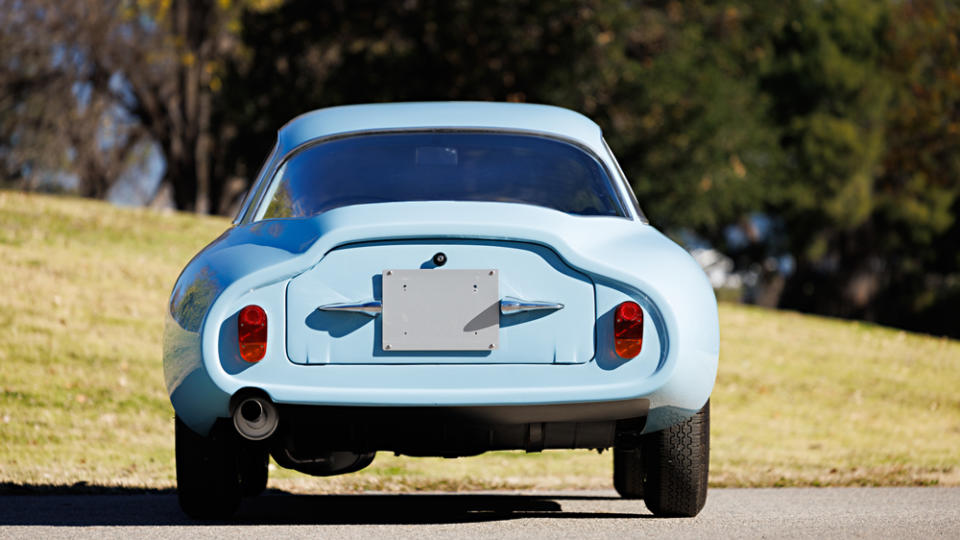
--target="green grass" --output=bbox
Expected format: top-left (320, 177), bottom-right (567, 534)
top-left (1, 190), bottom-right (958, 492)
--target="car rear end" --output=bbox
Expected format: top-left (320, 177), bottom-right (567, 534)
top-left (165, 104), bottom-right (718, 518)
top-left (188, 199), bottom-right (716, 455)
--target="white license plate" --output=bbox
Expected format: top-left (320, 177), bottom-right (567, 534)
top-left (381, 269), bottom-right (499, 351)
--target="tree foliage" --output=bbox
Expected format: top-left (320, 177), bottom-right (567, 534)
top-left (764, 0), bottom-right (960, 334)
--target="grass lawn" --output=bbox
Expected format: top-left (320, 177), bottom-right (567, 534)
top-left (1, 190), bottom-right (958, 492)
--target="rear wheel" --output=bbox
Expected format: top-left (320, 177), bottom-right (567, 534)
top-left (613, 448), bottom-right (644, 499)
top-left (175, 417), bottom-right (242, 519)
top-left (239, 446), bottom-right (269, 497)
top-left (640, 400), bottom-right (710, 517)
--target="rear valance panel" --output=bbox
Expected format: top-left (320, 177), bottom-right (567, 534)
top-left (286, 240), bottom-right (595, 365)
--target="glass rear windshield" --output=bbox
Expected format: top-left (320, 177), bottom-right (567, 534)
top-left (259, 132), bottom-right (625, 219)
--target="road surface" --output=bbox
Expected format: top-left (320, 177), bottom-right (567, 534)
top-left (1, 487), bottom-right (959, 538)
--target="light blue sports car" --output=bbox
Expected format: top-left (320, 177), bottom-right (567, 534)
top-left (164, 102), bottom-right (719, 519)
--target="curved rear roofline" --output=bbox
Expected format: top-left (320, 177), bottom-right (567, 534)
top-left (278, 102), bottom-right (605, 157)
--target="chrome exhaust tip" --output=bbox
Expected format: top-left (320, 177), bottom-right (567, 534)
top-left (232, 395), bottom-right (278, 441)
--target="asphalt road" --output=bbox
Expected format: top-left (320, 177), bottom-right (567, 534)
top-left (1, 487), bottom-right (959, 539)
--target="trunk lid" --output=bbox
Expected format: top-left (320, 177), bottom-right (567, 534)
top-left (286, 239), bottom-right (595, 364)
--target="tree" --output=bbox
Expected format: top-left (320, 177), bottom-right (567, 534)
top-left (0, 1), bottom-right (149, 197)
top-left (763, 0), bottom-right (960, 334)
top-left (598, 1), bottom-right (782, 237)
top-left (0, 0), bottom-right (280, 213)
top-left (867, 0), bottom-right (960, 334)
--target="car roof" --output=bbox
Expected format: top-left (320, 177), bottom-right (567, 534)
top-left (277, 102), bottom-right (605, 156)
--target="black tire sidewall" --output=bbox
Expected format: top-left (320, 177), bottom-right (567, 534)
top-left (175, 417), bottom-right (243, 519)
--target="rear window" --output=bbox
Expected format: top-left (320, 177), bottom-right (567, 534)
top-left (258, 132), bottom-right (625, 219)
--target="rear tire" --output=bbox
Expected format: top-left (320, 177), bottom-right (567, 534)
top-left (640, 400), bottom-right (710, 517)
top-left (613, 448), bottom-right (644, 499)
top-left (175, 416), bottom-right (242, 519)
top-left (239, 446), bottom-right (269, 496)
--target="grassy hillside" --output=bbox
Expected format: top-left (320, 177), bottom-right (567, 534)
top-left (1, 190), bottom-right (958, 491)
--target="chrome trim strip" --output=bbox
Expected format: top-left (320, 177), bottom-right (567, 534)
top-left (320, 298), bottom-right (563, 317)
top-left (500, 297), bottom-right (564, 315)
top-left (602, 137), bottom-right (647, 224)
top-left (318, 300), bottom-right (382, 317)
top-left (237, 143), bottom-right (280, 224)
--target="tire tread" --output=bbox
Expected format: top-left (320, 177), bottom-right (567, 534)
top-left (641, 400), bottom-right (710, 517)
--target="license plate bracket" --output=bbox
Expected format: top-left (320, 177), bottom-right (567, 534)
top-left (381, 269), bottom-right (499, 351)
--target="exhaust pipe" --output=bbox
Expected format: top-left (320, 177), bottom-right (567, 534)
top-left (233, 395), bottom-right (279, 441)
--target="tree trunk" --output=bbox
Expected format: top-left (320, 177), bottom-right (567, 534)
top-left (157, 0), bottom-right (218, 214)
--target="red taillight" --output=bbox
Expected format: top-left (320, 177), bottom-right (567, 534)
top-left (238, 305), bottom-right (267, 363)
top-left (614, 301), bottom-right (643, 359)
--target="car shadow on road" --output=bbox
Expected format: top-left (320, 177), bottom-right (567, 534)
top-left (0, 484), bottom-right (646, 526)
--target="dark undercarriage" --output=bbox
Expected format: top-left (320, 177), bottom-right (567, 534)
top-left (226, 393), bottom-right (650, 477)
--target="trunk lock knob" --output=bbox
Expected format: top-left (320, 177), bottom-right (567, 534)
top-left (432, 252), bottom-right (447, 267)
